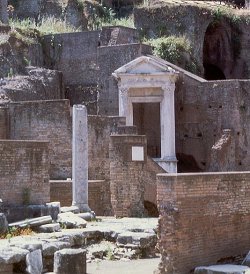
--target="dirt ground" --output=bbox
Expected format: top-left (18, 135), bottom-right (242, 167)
top-left (87, 257), bottom-right (160, 274)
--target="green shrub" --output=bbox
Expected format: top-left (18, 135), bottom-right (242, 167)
top-left (147, 36), bottom-right (191, 64)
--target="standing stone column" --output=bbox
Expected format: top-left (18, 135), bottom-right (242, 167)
top-left (72, 105), bottom-right (90, 212)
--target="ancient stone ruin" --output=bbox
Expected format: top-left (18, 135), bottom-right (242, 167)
top-left (1, 0), bottom-right (250, 273)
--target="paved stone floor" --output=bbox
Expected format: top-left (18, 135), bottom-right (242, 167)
top-left (87, 257), bottom-right (160, 274)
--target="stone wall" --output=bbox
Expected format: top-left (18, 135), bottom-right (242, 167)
top-left (100, 26), bottom-right (140, 46)
top-left (0, 67), bottom-right (64, 103)
top-left (9, 0), bottom-right (88, 29)
top-left (157, 172), bottom-right (250, 274)
top-left (109, 134), bottom-right (147, 217)
top-left (8, 99), bottom-right (72, 179)
top-left (50, 180), bottom-right (112, 215)
top-left (0, 106), bottom-right (8, 139)
top-left (98, 43), bottom-right (152, 115)
top-left (175, 74), bottom-right (250, 172)
top-left (88, 115), bottom-right (125, 181)
top-left (43, 31), bottom-right (100, 87)
top-left (42, 30), bottom-right (152, 114)
top-left (0, 140), bottom-right (50, 205)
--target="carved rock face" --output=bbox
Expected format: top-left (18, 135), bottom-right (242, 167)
top-left (203, 21), bottom-right (234, 80)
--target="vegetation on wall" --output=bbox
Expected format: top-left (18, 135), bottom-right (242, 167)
top-left (148, 36), bottom-right (190, 63)
top-left (146, 35), bottom-right (198, 73)
top-left (9, 17), bottom-right (80, 35)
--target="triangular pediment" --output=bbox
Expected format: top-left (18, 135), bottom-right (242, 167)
top-left (113, 56), bottom-right (176, 75)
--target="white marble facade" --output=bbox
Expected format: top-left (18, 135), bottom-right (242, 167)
top-left (113, 56), bottom-right (179, 173)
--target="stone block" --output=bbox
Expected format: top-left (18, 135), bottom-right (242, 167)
top-left (60, 206), bottom-right (80, 214)
top-left (10, 240), bottom-right (43, 252)
top-left (42, 241), bottom-right (71, 257)
top-left (117, 232), bottom-right (157, 248)
top-left (38, 223), bottom-right (61, 233)
top-left (0, 246), bottom-right (29, 264)
top-left (57, 212), bottom-right (87, 229)
top-left (195, 265), bottom-right (250, 274)
top-left (53, 248), bottom-right (86, 274)
top-left (46, 202), bottom-right (61, 221)
top-left (26, 249), bottom-right (43, 274)
top-left (76, 212), bottom-right (95, 221)
top-left (0, 213), bottom-right (8, 234)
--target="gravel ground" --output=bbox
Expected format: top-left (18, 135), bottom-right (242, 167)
top-left (87, 257), bottom-right (160, 274)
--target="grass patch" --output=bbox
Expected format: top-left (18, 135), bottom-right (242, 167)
top-left (0, 226), bottom-right (34, 240)
top-left (9, 16), bottom-right (80, 35)
top-left (102, 16), bottom-right (134, 28)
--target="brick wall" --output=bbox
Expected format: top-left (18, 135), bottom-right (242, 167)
top-left (109, 135), bottom-right (147, 217)
top-left (50, 180), bottom-right (112, 215)
top-left (0, 140), bottom-right (50, 205)
top-left (88, 115), bottom-right (125, 181)
top-left (50, 180), bottom-right (72, 207)
top-left (88, 180), bottom-right (112, 216)
top-left (144, 156), bottom-right (165, 206)
top-left (9, 99), bottom-right (72, 179)
top-left (157, 172), bottom-right (250, 274)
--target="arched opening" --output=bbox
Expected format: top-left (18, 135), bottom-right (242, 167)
top-left (203, 22), bottom-right (233, 80)
top-left (204, 63), bottom-right (226, 80)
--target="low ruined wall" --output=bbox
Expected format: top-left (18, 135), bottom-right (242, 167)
top-left (157, 172), bottom-right (250, 274)
top-left (88, 115), bottom-right (125, 181)
top-left (88, 180), bottom-right (112, 216)
top-left (50, 180), bottom-right (112, 216)
top-left (0, 140), bottom-right (50, 205)
top-left (143, 156), bottom-right (165, 211)
top-left (109, 135), bottom-right (147, 217)
top-left (9, 99), bottom-right (72, 179)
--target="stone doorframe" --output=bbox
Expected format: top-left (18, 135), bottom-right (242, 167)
top-left (113, 56), bottom-right (179, 173)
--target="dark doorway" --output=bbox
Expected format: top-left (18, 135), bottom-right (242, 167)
top-left (204, 63), bottom-right (226, 80)
top-left (133, 103), bottom-right (161, 158)
top-left (203, 22), bottom-right (233, 80)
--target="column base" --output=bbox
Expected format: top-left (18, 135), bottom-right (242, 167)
top-left (72, 202), bottom-right (92, 213)
top-left (153, 157), bottom-right (178, 173)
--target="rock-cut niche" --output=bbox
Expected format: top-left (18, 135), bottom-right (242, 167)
top-left (203, 21), bottom-right (234, 80)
